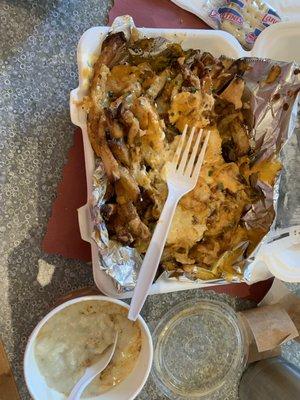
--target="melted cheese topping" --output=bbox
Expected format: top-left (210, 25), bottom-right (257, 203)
top-left (84, 35), bottom-right (268, 279)
top-left (167, 205), bottom-right (208, 247)
top-left (169, 91), bottom-right (214, 131)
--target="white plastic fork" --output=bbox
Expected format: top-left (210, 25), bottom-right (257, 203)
top-left (128, 125), bottom-right (210, 321)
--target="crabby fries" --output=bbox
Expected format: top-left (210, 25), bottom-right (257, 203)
top-left (82, 24), bottom-right (299, 283)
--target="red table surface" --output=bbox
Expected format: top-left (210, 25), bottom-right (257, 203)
top-left (108, 0), bottom-right (209, 28)
top-left (42, 0), bottom-right (273, 303)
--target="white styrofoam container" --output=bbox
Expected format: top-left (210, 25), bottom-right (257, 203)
top-left (70, 18), bottom-right (300, 298)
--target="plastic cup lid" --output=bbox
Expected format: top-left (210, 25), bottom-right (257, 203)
top-left (152, 299), bottom-right (247, 399)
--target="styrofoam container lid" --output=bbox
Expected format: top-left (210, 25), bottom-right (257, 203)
top-left (252, 21), bottom-right (300, 63)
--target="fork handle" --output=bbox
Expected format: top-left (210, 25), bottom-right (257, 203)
top-left (128, 193), bottom-right (179, 321)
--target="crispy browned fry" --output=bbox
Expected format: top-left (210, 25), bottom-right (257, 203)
top-left (115, 166), bottom-right (140, 204)
top-left (135, 188), bottom-right (154, 218)
top-left (109, 95), bottom-right (124, 114)
top-left (120, 202), bottom-right (150, 240)
top-left (129, 218), bottom-right (150, 241)
top-left (108, 138), bottom-right (130, 166)
top-left (86, 35), bottom-right (129, 165)
top-left (87, 112), bottom-right (100, 153)
top-left (119, 202), bottom-right (140, 222)
top-left (180, 64), bottom-right (201, 89)
top-left (122, 203), bottom-right (150, 240)
top-left (90, 117), bottom-right (120, 181)
top-left (88, 33), bottom-right (128, 116)
top-left (209, 64), bottom-right (233, 91)
top-left (107, 65), bottom-right (143, 101)
top-left (93, 32), bottom-right (128, 69)
top-left (105, 109), bottom-right (124, 138)
top-left (116, 226), bottom-right (134, 245)
top-left (89, 64), bottom-right (110, 114)
top-left (219, 77), bottom-right (245, 109)
top-left (99, 145), bottom-right (120, 181)
top-left (156, 81), bottom-right (175, 115)
top-left (205, 56), bottom-right (245, 92)
top-left (147, 69), bottom-right (170, 98)
top-left (128, 38), bottom-right (183, 71)
top-left (184, 50), bottom-right (203, 72)
top-left (107, 201), bottom-right (150, 244)
top-left (221, 57), bottom-right (235, 70)
top-left (131, 97), bottom-right (149, 129)
top-left (108, 212), bottom-right (134, 245)
top-left (101, 203), bottom-right (117, 221)
top-left (230, 118), bottom-right (250, 156)
top-left (131, 96), bottom-right (165, 148)
top-left (170, 73), bottom-right (183, 99)
top-left (140, 65), bottom-right (156, 87)
top-left (116, 228), bottom-right (134, 245)
top-left (121, 109), bottom-right (140, 146)
top-left (106, 212), bottom-right (134, 245)
top-left (265, 65), bottom-right (281, 84)
top-left (103, 181), bottom-right (115, 201)
top-left (200, 52), bottom-right (216, 66)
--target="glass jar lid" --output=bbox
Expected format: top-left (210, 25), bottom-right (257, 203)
top-left (152, 299), bottom-right (246, 399)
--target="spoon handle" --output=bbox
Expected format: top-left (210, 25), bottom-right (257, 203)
top-left (67, 371), bottom-right (90, 400)
top-left (67, 332), bottom-right (118, 400)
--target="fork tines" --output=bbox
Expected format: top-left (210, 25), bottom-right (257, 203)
top-left (173, 124), bottom-right (210, 179)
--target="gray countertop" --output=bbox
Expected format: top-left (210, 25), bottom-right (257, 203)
top-left (0, 2), bottom-right (299, 400)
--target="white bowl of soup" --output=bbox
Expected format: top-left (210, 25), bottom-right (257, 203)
top-left (24, 296), bottom-right (153, 400)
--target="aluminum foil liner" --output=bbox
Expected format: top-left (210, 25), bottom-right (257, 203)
top-left (241, 60), bottom-right (300, 272)
top-left (91, 162), bottom-right (142, 292)
top-left (90, 18), bottom-right (300, 293)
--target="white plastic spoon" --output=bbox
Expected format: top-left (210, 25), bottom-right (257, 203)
top-left (67, 332), bottom-right (118, 400)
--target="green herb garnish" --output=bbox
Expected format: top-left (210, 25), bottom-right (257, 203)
top-left (217, 182), bottom-right (224, 191)
top-left (107, 91), bottom-right (115, 99)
